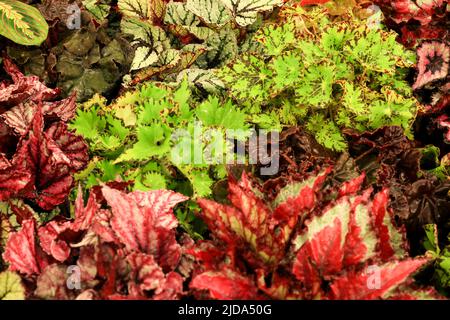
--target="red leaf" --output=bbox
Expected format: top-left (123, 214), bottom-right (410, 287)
top-left (292, 199), bottom-right (348, 292)
top-left (0, 57), bottom-right (88, 209)
top-left (3, 219), bottom-right (46, 275)
top-left (256, 269), bottom-right (294, 299)
top-left (8, 200), bottom-right (35, 224)
top-left (46, 122), bottom-right (89, 172)
top-left (127, 252), bottom-right (166, 293)
top-left (71, 185), bottom-right (100, 232)
top-left (101, 186), bottom-right (187, 268)
top-left (371, 189), bottom-right (406, 260)
top-left (157, 229), bottom-right (182, 271)
top-left (128, 189), bottom-right (188, 230)
top-left (0, 57), bottom-right (59, 106)
top-left (1, 102), bottom-right (36, 135)
top-left (194, 170), bottom-right (431, 300)
top-left (338, 173), bottom-right (365, 197)
top-left (15, 109), bottom-right (75, 210)
top-left (342, 189), bottom-right (375, 267)
top-left (91, 209), bottom-right (118, 243)
top-left (42, 91), bottom-right (77, 121)
top-left (328, 258), bottom-right (430, 299)
top-left (154, 272), bottom-right (184, 300)
top-left (34, 264), bottom-right (72, 300)
top-left (187, 241), bottom-right (227, 271)
top-left (387, 0), bottom-right (446, 24)
top-left (197, 198), bottom-right (242, 245)
top-left (0, 160), bottom-right (32, 202)
top-left (77, 245), bottom-right (98, 282)
top-left (191, 269), bottom-right (260, 300)
top-left (37, 221), bottom-right (72, 262)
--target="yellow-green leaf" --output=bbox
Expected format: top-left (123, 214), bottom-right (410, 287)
top-left (0, 271), bottom-right (25, 300)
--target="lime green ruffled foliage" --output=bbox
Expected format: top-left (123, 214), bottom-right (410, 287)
top-left (219, 6), bottom-right (419, 151)
top-left (71, 80), bottom-right (249, 199)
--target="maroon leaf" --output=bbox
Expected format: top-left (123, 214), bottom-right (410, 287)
top-left (438, 114), bottom-right (450, 143)
top-left (42, 91), bottom-right (77, 121)
top-left (15, 109), bottom-right (75, 210)
top-left (1, 101), bottom-right (36, 136)
top-left (0, 57), bottom-right (88, 209)
top-left (0, 160), bottom-right (32, 202)
top-left (45, 122), bottom-right (89, 172)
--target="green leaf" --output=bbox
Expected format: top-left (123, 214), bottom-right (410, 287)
top-left (98, 135), bottom-right (122, 150)
top-left (106, 115), bottom-right (130, 140)
top-left (342, 82), bottom-right (365, 115)
top-left (271, 53), bottom-right (302, 90)
top-left (173, 79), bottom-right (193, 121)
top-left (137, 98), bottom-right (166, 125)
top-left (142, 172), bottom-right (167, 190)
top-left (71, 108), bottom-right (106, 140)
top-left (307, 115), bottom-right (346, 151)
top-left (0, 271), bottom-right (25, 300)
top-left (260, 23), bottom-right (295, 56)
top-left (189, 170), bottom-right (213, 197)
top-left (196, 96), bottom-right (248, 130)
top-left (116, 124), bottom-right (172, 162)
top-left (83, 0), bottom-right (111, 21)
top-left (424, 224), bottom-right (440, 255)
top-left (0, 0), bottom-right (49, 46)
top-left (97, 160), bottom-right (124, 181)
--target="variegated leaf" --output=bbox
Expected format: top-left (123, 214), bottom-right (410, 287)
top-left (121, 18), bottom-right (170, 71)
top-left (195, 25), bottom-right (238, 69)
top-left (219, 0), bottom-right (282, 26)
top-left (186, 0), bottom-right (231, 25)
top-left (118, 0), bottom-right (150, 19)
top-left (0, 0), bottom-right (49, 46)
top-left (164, 2), bottom-right (200, 26)
top-left (176, 68), bottom-right (225, 93)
